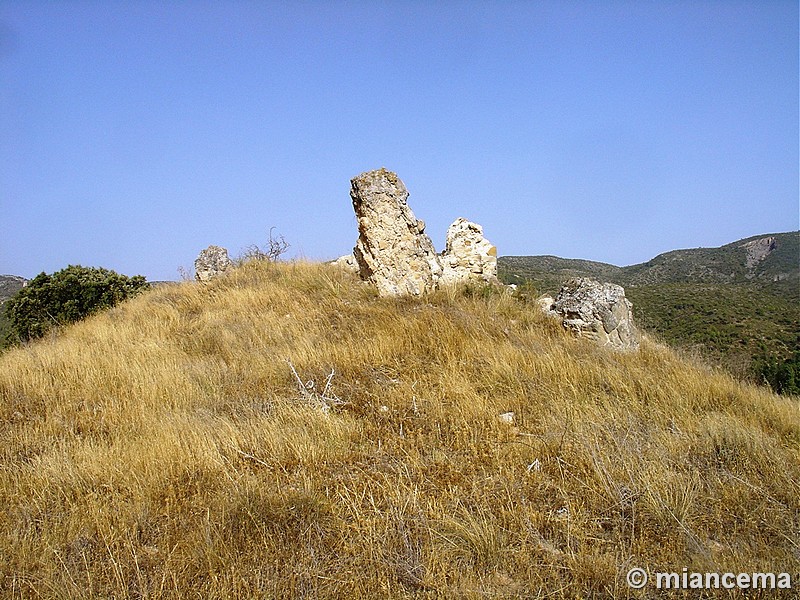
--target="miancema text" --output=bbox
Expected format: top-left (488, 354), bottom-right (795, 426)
top-left (656, 570), bottom-right (792, 590)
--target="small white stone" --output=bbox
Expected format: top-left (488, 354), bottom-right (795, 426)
top-left (498, 411), bottom-right (515, 424)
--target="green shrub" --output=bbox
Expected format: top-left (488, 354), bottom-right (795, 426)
top-left (757, 347), bottom-right (800, 396)
top-left (4, 265), bottom-right (148, 343)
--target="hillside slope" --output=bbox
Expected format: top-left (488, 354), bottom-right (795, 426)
top-left (499, 232), bottom-right (800, 381)
top-left (0, 275), bottom-right (27, 302)
top-left (499, 231), bottom-right (799, 290)
top-left (0, 261), bottom-right (798, 598)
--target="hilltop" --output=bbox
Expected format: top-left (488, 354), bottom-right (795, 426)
top-left (499, 232), bottom-right (800, 381)
top-left (0, 260), bottom-right (797, 598)
top-left (499, 231), bottom-right (799, 291)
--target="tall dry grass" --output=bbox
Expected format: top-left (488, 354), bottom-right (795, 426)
top-left (0, 260), bottom-right (797, 598)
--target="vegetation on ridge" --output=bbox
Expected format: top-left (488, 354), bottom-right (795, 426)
top-left (3, 265), bottom-right (148, 345)
top-left (499, 231), bottom-right (800, 392)
top-left (0, 261), bottom-right (797, 598)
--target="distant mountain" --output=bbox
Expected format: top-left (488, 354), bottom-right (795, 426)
top-left (500, 256), bottom-right (620, 294)
top-left (0, 275), bottom-right (28, 345)
top-left (0, 275), bottom-right (27, 303)
top-left (499, 231), bottom-right (800, 386)
top-left (500, 231), bottom-right (799, 291)
top-left (622, 232), bottom-right (798, 288)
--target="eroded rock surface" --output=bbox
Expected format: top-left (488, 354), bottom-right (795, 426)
top-left (440, 218), bottom-right (498, 285)
top-left (741, 236), bottom-right (777, 270)
top-left (330, 254), bottom-right (359, 274)
top-left (553, 277), bottom-right (640, 351)
top-left (537, 295), bottom-right (556, 315)
top-left (195, 245), bottom-right (233, 282)
top-left (350, 168), bottom-right (442, 296)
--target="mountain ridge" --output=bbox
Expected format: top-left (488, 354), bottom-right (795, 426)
top-left (500, 230), bottom-right (799, 290)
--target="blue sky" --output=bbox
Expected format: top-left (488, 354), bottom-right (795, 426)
top-left (1, 1), bottom-right (797, 281)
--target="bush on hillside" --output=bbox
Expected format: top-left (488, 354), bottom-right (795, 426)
top-left (3, 265), bottom-right (148, 343)
top-left (237, 227), bottom-right (290, 264)
top-left (757, 347), bottom-right (800, 396)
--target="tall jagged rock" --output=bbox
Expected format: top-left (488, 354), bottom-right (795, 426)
top-left (195, 245), bottom-right (233, 282)
top-left (553, 277), bottom-right (640, 351)
top-left (439, 218), bottom-right (498, 285)
top-left (350, 168), bottom-right (442, 297)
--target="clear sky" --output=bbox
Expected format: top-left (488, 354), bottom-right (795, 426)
top-left (1, 1), bottom-right (797, 281)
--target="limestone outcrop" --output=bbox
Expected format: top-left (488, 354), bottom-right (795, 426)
top-left (350, 168), bottom-right (442, 297)
top-left (439, 218), bottom-right (498, 285)
top-left (741, 236), bottom-right (777, 270)
top-left (553, 278), bottom-right (640, 351)
top-left (195, 245), bottom-right (233, 282)
top-left (344, 168), bottom-right (498, 297)
top-left (537, 295), bottom-right (556, 315)
top-left (329, 254), bottom-right (359, 274)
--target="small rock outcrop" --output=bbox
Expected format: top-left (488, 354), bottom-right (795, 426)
top-left (330, 254), bottom-right (359, 274)
top-left (350, 168), bottom-right (442, 297)
top-left (741, 236), bottom-right (777, 270)
top-left (553, 278), bottom-right (640, 351)
top-left (195, 245), bottom-right (233, 282)
top-left (439, 218), bottom-right (498, 285)
top-left (537, 295), bottom-right (556, 315)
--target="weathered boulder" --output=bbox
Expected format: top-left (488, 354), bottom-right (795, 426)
top-left (537, 295), bottom-right (556, 315)
top-left (439, 218), bottom-right (498, 285)
top-left (350, 168), bottom-right (442, 296)
top-left (330, 253), bottom-right (359, 274)
top-left (195, 245), bottom-right (233, 282)
top-left (553, 278), bottom-right (640, 351)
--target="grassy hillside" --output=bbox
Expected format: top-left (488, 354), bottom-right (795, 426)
top-left (0, 261), bottom-right (798, 598)
top-left (499, 232), bottom-right (800, 383)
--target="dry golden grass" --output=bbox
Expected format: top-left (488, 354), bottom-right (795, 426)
top-left (0, 260), bottom-right (797, 598)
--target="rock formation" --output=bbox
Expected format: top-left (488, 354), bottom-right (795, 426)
top-left (741, 236), bottom-right (777, 270)
top-left (553, 278), bottom-right (640, 351)
top-left (439, 218), bottom-right (498, 285)
top-left (537, 295), bottom-right (556, 315)
top-left (195, 245), bottom-right (233, 282)
top-left (350, 168), bottom-right (442, 297)
top-left (329, 254), bottom-right (359, 274)
top-left (343, 168), bottom-right (499, 297)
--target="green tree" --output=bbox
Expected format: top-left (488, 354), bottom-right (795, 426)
top-left (756, 345), bottom-right (800, 396)
top-left (4, 265), bottom-right (148, 343)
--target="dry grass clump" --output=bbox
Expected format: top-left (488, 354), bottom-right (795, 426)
top-left (1, 260), bottom-right (797, 598)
